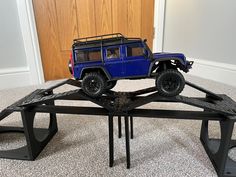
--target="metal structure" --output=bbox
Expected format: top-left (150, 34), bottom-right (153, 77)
top-left (0, 79), bottom-right (236, 177)
top-left (73, 33), bottom-right (141, 46)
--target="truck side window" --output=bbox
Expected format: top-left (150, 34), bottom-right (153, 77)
top-left (76, 51), bottom-right (88, 62)
top-left (126, 44), bottom-right (144, 57)
top-left (88, 49), bottom-right (101, 61)
top-left (76, 48), bottom-right (101, 62)
top-left (107, 48), bottom-right (120, 59)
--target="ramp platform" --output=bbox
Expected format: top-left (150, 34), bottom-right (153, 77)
top-left (0, 79), bottom-right (236, 177)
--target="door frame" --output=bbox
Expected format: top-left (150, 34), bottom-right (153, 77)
top-left (17, 0), bottom-right (166, 84)
top-left (153, 0), bottom-right (166, 53)
top-left (16, 0), bottom-right (45, 84)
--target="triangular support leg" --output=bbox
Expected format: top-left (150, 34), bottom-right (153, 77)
top-left (0, 100), bottom-right (58, 160)
top-left (200, 116), bottom-right (236, 177)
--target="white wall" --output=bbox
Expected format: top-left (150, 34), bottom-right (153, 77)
top-left (163, 0), bottom-right (236, 86)
top-left (0, 0), bottom-right (27, 68)
top-left (0, 0), bottom-right (43, 90)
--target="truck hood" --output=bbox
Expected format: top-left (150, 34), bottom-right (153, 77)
top-left (153, 52), bottom-right (186, 61)
top-left (152, 52), bottom-right (193, 72)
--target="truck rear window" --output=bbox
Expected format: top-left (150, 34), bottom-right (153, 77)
top-left (75, 48), bottom-right (101, 63)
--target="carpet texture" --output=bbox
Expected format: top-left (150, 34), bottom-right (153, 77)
top-left (0, 75), bottom-right (236, 177)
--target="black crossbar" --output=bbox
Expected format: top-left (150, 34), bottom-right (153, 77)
top-left (32, 105), bottom-right (222, 121)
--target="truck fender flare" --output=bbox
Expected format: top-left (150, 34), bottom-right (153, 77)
top-left (156, 57), bottom-right (185, 65)
top-left (148, 57), bottom-right (186, 75)
top-left (80, 67), bottom-right (111, 80)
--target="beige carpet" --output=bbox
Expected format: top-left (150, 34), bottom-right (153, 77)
top-left (0, 75), bottom-right (236, 177)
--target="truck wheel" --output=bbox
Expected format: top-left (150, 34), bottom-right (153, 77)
top-left (156, 69), bottom-right (185, 97)
top-left (82, 72), bottom-right (107, 97)
top-left (106, 81), bottom-right (117, 90)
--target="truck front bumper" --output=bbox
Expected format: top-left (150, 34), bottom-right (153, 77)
top-left (187, 61), bottom-right (194, 69)
top-left (183, 60), bottom-right (194, 72)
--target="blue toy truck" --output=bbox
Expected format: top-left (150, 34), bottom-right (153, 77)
top-left (69, 33), bottom-right (193, 97)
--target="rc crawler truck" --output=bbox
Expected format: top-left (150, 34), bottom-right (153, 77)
top-left (68, 33), bottom-right (193, 97)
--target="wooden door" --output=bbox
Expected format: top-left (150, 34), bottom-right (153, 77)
top-left (33, 0), bottom-right (155, 81)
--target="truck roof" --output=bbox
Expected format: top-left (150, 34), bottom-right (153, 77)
top-left (72, 33), bottom-right (143, 50)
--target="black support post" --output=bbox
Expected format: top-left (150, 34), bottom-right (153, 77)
top-left (108, 115), bottom-right (114, 167)
top-left (124, 115), bottom-right (130, 169)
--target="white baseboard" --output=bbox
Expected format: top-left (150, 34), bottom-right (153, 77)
top-left (0, 67), bottom-right (32, 90)
top-left (187, 58), bottom-right (236, 87)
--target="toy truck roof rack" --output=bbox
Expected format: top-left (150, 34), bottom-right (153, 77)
top-left (72, 33), bottom-right (142, 49)
top-left (73, 33), bottom-right (124, 43)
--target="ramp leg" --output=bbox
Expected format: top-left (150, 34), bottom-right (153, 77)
top-left (118, 116), bottom-right (134, 139)
top-left (108, 115), bottom-right (114, 167)
top-left (125, 115), bottom-right (131, 169)
top-left (0, 100), bottom-right (58, 160)
top-left (200, 117), bottom-right (236, 177)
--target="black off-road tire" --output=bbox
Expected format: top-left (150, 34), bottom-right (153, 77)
top-left (156, 69), bottom-right (185, 97)
top-left (82, 72), bottom-right (107, 97)
top-left (106, 80), bottom-right (117, 90)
